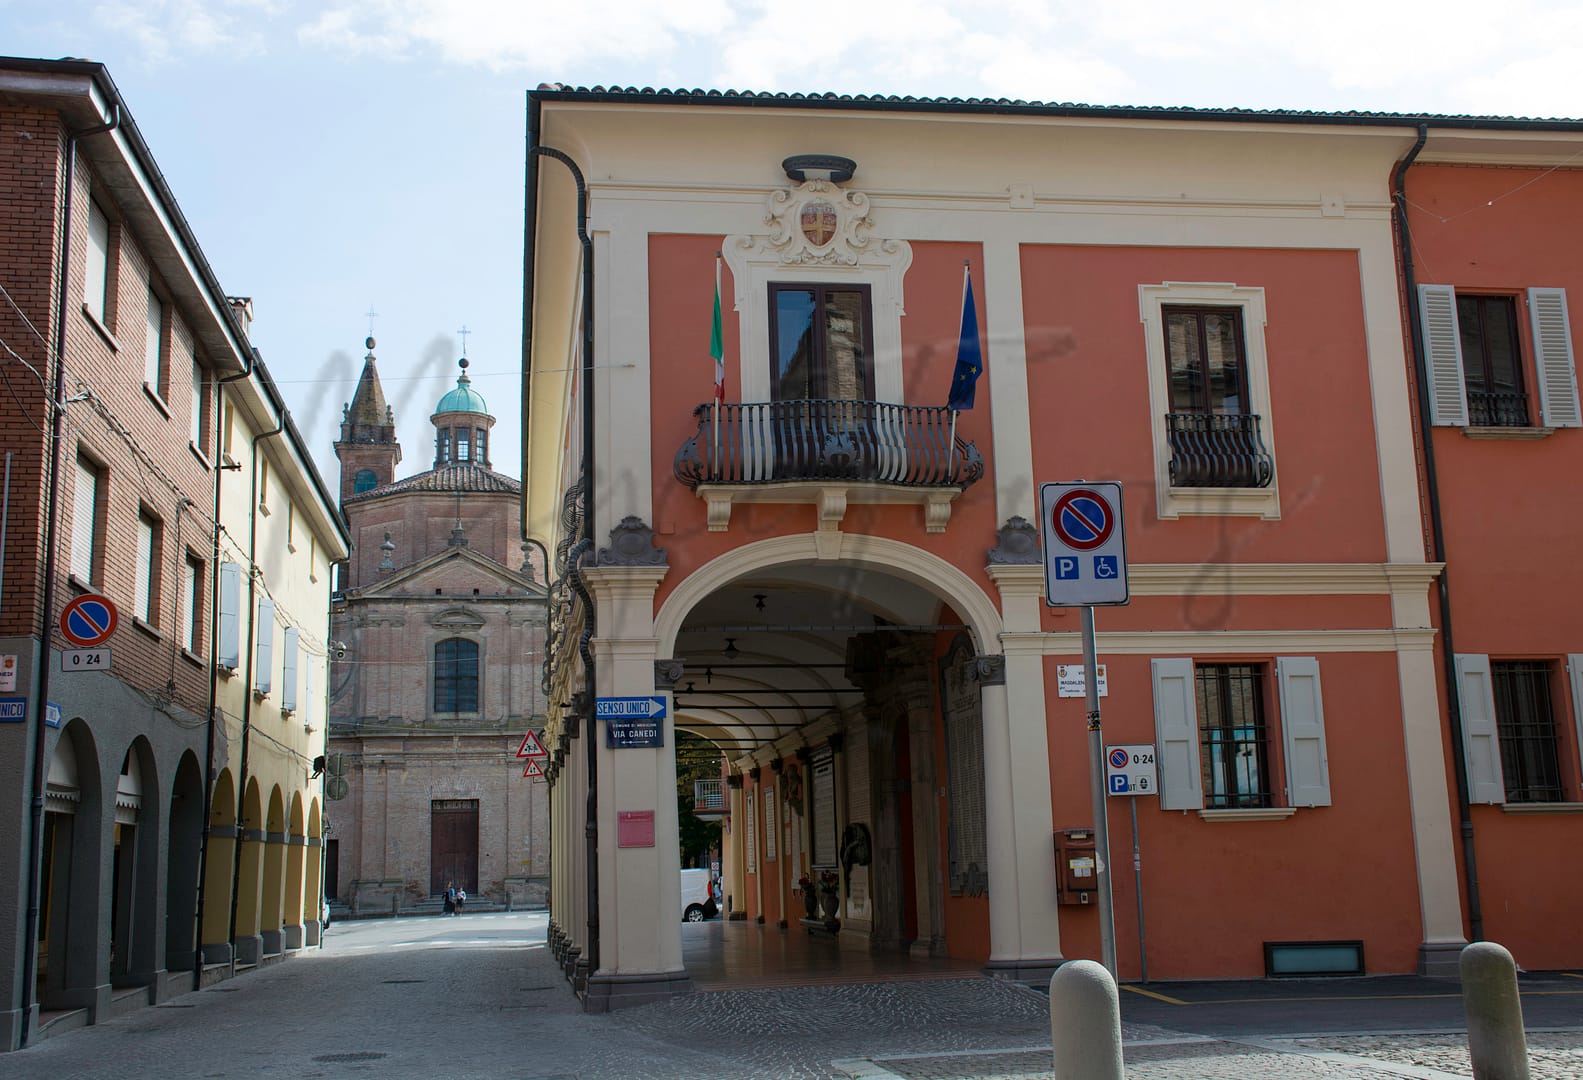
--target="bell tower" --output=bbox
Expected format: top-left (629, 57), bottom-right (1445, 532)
top-left (333, 336), bottom-right (402, 508)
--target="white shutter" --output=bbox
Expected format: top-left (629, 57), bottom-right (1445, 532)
top-left (1568, 656), bottom-right (1583, 798)
top-left (144, 288), bottom-right (163, 388)
top-left (255, 598), bottom-right (274, 694)
top-left (135, 515), bottom-right (155, 621)
top-left (281, 627), bottom-right (299, 712)
top-left (84, 200), bottom-right (109, 320)
top-left (72, 459), bottom-right (97, 581)
top-left (1152, 658), bottom-right (1202, 810)
top-left (218, 562), bottom-right (240, 668)
top-left (1528, 288), bottom-right (1580, 428)
top-left (1418, 284), bottom-right (1469, 426)
top-left (1455, 654), bottom-right (1505, 804)
top-left (1276, 656), bottom-right (1332, 807)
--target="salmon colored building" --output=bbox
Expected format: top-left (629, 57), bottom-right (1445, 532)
top-left (523, 87), bottom-right (1583, 1010)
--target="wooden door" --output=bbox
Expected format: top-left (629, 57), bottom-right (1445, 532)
top-left (430, 799), bottom-right (479, 895)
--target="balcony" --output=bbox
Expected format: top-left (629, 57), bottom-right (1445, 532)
top-left (675, 400), bottom-right (984, 534)
top-left (1467, 389), bottom-right (1529, 428)
top-left (693, 778), bottom-right (726, 819)
top-left (1165, 412), bottom-right (1274, 489)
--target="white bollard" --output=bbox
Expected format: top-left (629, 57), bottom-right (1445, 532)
top-left (1461, 941), bottom-right (1530, 1080)
top-left (1050, 960), bottom-right (1125, 1080)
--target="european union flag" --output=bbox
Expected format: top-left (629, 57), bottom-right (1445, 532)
top-left (947, 270), bottom-right (982, 411)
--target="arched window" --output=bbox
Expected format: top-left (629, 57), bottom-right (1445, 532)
top-left (433, 638), bottom-right (479, 713)
top-left (352, 469), bottom-right (377, 494)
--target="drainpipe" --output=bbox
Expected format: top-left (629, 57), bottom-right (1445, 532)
top-left (225, 416), bottom-right (286, 955)
top-left (19, 101), bottom-right (120, 1049)
top-left (1393, 122), bottom-right (1484, 943)
top-left (192, 341), bottom-right (254, 982)
top-left (527, 111), bottom-right (600, 980)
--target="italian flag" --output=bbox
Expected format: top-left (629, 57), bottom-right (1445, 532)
top-left (710, 255), bottom-right (724, 402)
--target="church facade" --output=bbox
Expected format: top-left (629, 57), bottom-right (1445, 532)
top-left (327, 343), bottom-right (549, 913)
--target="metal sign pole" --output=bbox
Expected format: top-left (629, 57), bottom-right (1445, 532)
top-left (1130, 795), bottom-right (1147, 983)
top-left (1082, 605), bottom-right (1117, 978)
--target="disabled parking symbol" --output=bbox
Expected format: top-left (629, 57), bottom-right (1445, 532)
top-left (1055, 557), bottom-right (1080, 580)
top-left (1094, 555), bottom-right (1119, 579)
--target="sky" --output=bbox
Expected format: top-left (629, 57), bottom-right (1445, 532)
top-left (5, 0), bottom-right (1583, 488)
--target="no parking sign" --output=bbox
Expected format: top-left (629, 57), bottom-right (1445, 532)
top-left (1039, 482), bottom-right (1129, 607)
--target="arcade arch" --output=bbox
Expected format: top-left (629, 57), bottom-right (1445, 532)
top-left (166, 751), bottom-right (205, 972)
top-left (648, 535), bottom-right (1034, 986)
top-left (200, 769), bottom-right (237, 963)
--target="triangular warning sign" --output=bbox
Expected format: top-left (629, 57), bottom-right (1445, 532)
top-left (516, 730), bottom-right (547, 759)
top-left (522, 758), bottom-right (545, 779)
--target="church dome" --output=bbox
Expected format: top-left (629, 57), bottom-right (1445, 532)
top-left (435, 358), bottom-right (488, 415)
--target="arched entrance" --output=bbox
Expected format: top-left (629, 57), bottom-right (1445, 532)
top-left (166, 751), bottom-right (205, 973)
top-left (199, 769), bottom-right (237, 964)
top-left (647, 533), bottom-right (1056, 989)
top-left (110, 737), bottom-right (161, 988)
top-left (38, 720), bottom-right (104, 1011)
top-left (233, 778), bottom-right (264, 964)
top-left (259, 786), bottom-right (286, 956)
top-left (283, 793), bottom-right (306, 950)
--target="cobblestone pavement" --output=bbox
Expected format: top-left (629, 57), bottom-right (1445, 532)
top-left (5, 914), bottom-right (1577, 1079)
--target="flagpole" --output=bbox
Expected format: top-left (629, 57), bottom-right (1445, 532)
top-left (712, 253), bottom-right (722, 480)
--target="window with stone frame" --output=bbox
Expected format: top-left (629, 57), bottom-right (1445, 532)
top-left (433, 637), bottom-right (479, 713)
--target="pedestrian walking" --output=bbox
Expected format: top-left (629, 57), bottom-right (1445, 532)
top-left (444, 881), bottom-right (456, 916)
top-left (456, 887), bottom-right (467, 914)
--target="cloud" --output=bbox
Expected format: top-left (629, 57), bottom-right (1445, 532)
top-left (92, 0), bottom-right (279, 64)
top-left (298, 0), bottom-right (739, 72)
top-left (77, 0), bottom-right (1583, 117)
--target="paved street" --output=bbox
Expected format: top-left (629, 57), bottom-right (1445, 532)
top-left (6, 913), bottom-right (1580, 1078)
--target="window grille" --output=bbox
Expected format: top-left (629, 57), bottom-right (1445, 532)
top-left (1492, 661), bottom-right (1562, 803)
top-left (1196, 663), bottom-right (1272, 808)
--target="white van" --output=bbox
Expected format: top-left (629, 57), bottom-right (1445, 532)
top-left (680, 868), bottom-right (719, 922)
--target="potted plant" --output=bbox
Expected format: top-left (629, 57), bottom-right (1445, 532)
top-left (817, 869), bottom-right (840, 919)
top-left (798, 874), bottom-right (818, 918)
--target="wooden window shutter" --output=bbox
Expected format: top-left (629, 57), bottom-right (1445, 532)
top-left (218, 562), bottom-right (241, 669)
top-left (1276, 656), bottom-right (1332, 807)
top-left (255, 598), bottom-right (274, 695)
top-left (282, 626), bottom-right (299, 712)
top-left (1528, 288), bottom-right (1581, 427)
top-left (1455, 654), bottom-right (1505, 804)
top-left (1151, 657), bottom-right (1202, 810)
top-left (1418, 284), bottom-right (1469, 426)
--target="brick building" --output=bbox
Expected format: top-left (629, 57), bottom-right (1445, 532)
top-left (328, 347), bottom-right (549, 913)
top-left (0, 57), bottom-right (346, 1049)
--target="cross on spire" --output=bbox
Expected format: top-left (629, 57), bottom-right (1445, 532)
top-left (457, 324), bottom-right (471, 358)
top-left (365, 305), bottom-right (379, 336)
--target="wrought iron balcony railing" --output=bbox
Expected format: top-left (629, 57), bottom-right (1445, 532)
top-left (1165, 412), bottom-right (1274, 489)
top-left (1467, 390), bottom-right (1529, 428)
top-left (675, 400), bottom-right (984, 490)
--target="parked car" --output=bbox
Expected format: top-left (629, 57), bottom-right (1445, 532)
top-left (680, 868), bottom-right (718, 922)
